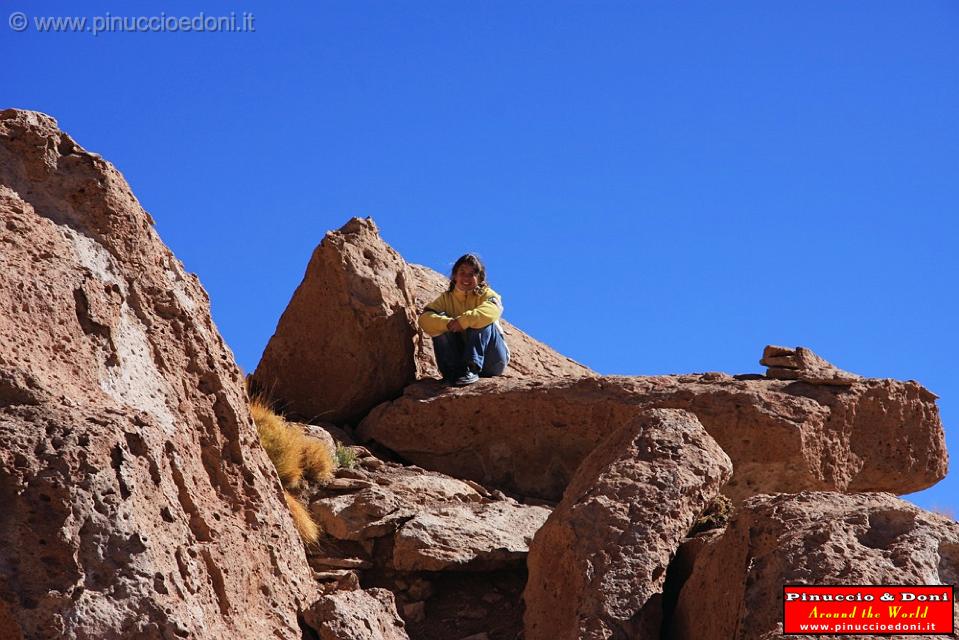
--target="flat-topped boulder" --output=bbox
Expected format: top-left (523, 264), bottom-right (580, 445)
top-left (357, 360), bottom-right (946, 502)
top-left (672, 492), bottom-right (959, 639)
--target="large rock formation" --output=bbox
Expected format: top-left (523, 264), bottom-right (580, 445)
top-left (0, 109), bottom-right (317, 638)
top-left (357, 364), bottom-right (946, 502)
top-left (672, 492), bottom-right (959, 639)
top-left (523, 409), bottom-right (732, 640)
top-left (252, 224), bottom-right (593, 426)
top-left (4, 107), bottom-right (953, 640)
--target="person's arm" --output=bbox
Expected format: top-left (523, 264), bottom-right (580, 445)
top-left (418, 293), bottom-right (453, 337)
top-left (456, 287), bottom-right (503, 329)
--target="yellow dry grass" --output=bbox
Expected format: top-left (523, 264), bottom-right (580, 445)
top-left (284, 490), bottom-right (319, 543)
top-left (249, 394), bottom-right (333, 543)
top-left (249, 395), bottom-right (334, 488)
top-left (302, 437), bottom-right (335, 483)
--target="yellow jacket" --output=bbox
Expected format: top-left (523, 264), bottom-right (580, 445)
top-left (418, 285), bottom-right (504, 337)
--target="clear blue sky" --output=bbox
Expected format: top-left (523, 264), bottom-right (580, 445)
top-left (5, 2), bottom-right (957, 514)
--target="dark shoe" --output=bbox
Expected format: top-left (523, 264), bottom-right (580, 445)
top-left (451, 371), bottom-right (480, 386)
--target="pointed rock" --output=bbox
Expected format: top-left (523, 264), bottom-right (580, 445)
top-left (253, 217), bottom-right (423, 424)
top-left (252, 228), bottom-right (593, 425)
top-left (523, 409), bottom-right (732, 640)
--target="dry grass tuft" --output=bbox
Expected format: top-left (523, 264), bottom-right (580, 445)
top-left (250, 395), bottom-right (335, 488)
top-left (284, 490), bottom-right (319, 543)
top-left (250, 396), bottom-right (307, 488)
top-left (302, 437), bottom-right (335, 482)
top-left (249, 393), bottom-right (333, 543)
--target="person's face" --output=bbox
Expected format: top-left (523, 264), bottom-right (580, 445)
top-left (454, 264), bottom-right (479, 292)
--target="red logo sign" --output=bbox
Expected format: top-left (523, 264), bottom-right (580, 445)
top-left (783, 585), bottom-right (954, 635)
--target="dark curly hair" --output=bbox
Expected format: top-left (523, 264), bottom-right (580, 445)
top-left (448, 253), bottom-right (488, 294)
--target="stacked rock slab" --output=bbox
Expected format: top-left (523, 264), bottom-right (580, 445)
top-left (761, 344), bottom-right (862, 385)
top-left (671, 492), bottom-right (959, 639)
top-left (253, 227), bottom-right (594, 425)
top-left (0, 110), bottom-right (317, 638)
top-left (523, 409), bottom-right (733, 640)
top-left (357, 366), bottom-right (946, 502)
top-left (303, 451), bottom-right (545, 639)
top-left (310, 459), bottom-right (550, 572)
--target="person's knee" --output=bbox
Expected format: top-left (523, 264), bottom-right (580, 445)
top-left (465, 324), bottom-right (496, 338)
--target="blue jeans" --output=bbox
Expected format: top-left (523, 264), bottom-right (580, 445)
top-left (432, 323), bottom-right (509, 380)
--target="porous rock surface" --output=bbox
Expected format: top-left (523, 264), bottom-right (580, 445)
top-left (523, 409), bottom-right (732, 640)
top-left (357, 363), bottom-right (946, 502)
top-left (303, 588), bottom-right (410, 640)
top-left (672, 492), bottom-right (959, 640)
top-left (0, 110), bottom-right (318, 638)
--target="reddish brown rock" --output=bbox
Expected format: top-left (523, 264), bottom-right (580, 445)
top-left (303, 458), bottom-right (538, 639)
top-left (672, 492), bottom-right (959, 640)
top-left (253, 217), bottom-right (425, 424)
top-left (0, 110), bottom-right (317, 639)
top-left (303, 588), bottom-right (410, 640)
top-left (392, 501), bottom-right (549, 571)
top-left (407, 263), bottom-right (593, 380)
top-left (761, 344), bottom-right (861, 386)
top-left (310, 459), bottom-right (549, 571)
top-left (357, 370), bottom-right (946, 502)
top-left (524, 409), bottom-right (733, 640)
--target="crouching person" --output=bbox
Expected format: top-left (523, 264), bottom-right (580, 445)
top-left (418, 253), bottom-right (510, 386)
